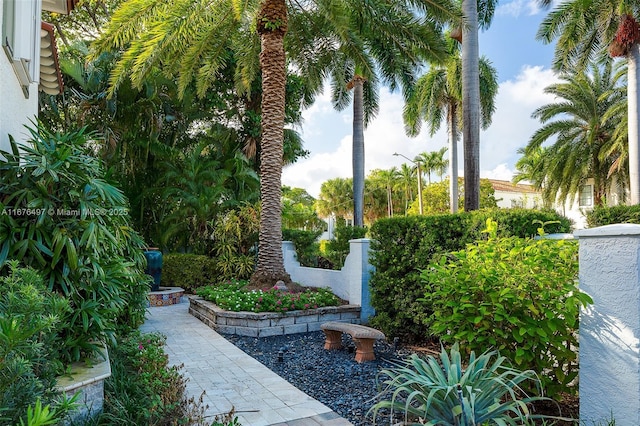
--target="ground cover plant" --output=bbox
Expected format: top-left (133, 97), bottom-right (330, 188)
top-left (421, 219), bottom-right (592, 398)
top-left (370, 343), bottom-right (553, 425)
top-left (196, 280), bottom-right (340, 313)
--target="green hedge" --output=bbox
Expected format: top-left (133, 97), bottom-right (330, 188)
top-left (368, 209), bottom-right (571, 341)
top-left (162, 253), bottom-right (218, 293)
top-left (586, 204), bottom-right (640, 227)
top-left (282, 229), bottom-right (322, 267)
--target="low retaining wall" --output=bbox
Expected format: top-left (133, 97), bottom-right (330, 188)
top-left (283, 239), bottom-right (375, 321)
top-left (57, 346), bottom-right (111, 424)
top-left (189, 296), bottom-right (361, 337)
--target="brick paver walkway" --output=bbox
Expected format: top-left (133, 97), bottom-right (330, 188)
top-left (140, 301), bottom-right (353, 426)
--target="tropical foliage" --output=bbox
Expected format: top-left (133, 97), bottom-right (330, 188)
top-left (91, 0), bottom-right (461, 286)
top-left (0, 263), bottom-right (74, 425)
top-left (515, 60), bottom-right (627, 207)
top-left (0, 125), bottom-right (150, 362)
top-left (282, 186), bottom-right (325, 232)
top-left (537, 0), bottom-right (640, 203)
top-left (404, 40), bottom-right (498, 212)
top-left (100, 331), bottom-right (215, 425)
top-left (407, 178), bottom-right (498, 215)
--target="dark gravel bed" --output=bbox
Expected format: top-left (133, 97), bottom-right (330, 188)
top-left (223, 330), bottom-right (404, 426)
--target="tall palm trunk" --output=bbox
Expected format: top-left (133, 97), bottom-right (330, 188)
top-left (448, 102), bottom-right (459, 213)
top-left (629, 44), bottom-right (640, 204)
top-left (462, 0), bottom-right (481, 211)
top-left (252, 0), bottom-right (291, 286)
top-left (351, 76), bottom-right (365, 227)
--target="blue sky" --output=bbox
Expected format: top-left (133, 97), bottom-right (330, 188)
top-left (282, 0), bottom-right (562, 197)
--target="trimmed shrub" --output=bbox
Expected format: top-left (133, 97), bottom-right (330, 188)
top-left (0, 125), bottom-right (150, 363)
top-left (586, 204), bottom-right (640, 227)
top-left (422, 223), bottom-right (591, 398)
top-left (162, 253), bottom-right (218, 293)
top-left (368, 209), bottom-right (571, 341)
top-left (324, 220), bottom-right (367, 269)
top-left (282, 228), bottom-right (322, 267)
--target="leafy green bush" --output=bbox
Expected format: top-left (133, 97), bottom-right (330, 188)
top-left (422, 220), bottom-right (591, 398)
top-left (324, 220), bottom-right (367, 269)
top-left (370, 343), bottom-right (551, 425)
top-left (0, 262), bottom-right (71, 425)
top-left (162, 253), bottom-right (218, 293)
top-left (210, 204), bottom-right (259, 279)
top-left (196, 280), bottom-right (340, 313)
top-left (0, 125), bottom-right (150, 362)
top-left (368, 209), bottom-right (571, 341)
top-left (99, 331), bottom-right (211, 425)
top-left (282, 228), bottom-right (322, 267)
top-left (586, 204), bottom-right (640, 227)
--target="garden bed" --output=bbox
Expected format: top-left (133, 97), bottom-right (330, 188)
top-left (188, 296), bottom-right (361, 337)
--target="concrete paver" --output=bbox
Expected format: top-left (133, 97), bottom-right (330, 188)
top-left (140, 302), bottom-right (353, 426)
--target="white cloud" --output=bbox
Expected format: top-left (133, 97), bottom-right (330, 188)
top-left (496, 0), bottom-right (547, 17)
top-left (282, 66), bottom-right (561, 198)
top-left (482, 163), bottom-right (516, 181)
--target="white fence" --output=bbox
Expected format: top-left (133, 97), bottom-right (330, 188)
top-left (282, 239), bottom-right (375, 322)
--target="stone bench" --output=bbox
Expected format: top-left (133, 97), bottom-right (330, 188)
top-left (320, 321), bottom-right (386, 362)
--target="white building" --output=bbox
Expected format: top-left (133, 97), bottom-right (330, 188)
top-left (487, 179), bottom-right (543, 210)
top-left (1, 0), bottom-right (74, 152)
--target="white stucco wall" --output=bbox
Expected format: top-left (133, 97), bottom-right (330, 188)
top-left (575, 224), bottom-right (640, 425)
top-left (494, 190), bottom-right (542, 209)
top-left (283, 239), bottom-right (375, 321)
top-left (0, 0), bottom-right (40, 155)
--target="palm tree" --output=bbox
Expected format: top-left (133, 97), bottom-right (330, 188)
top-left (298, 2), bottom-right (459, 227)
top-left (93, 0), bottom-right (293, 285)
top-left (316, 177), bottom-right (353, 221)
top-left (461, 0), bottom-right (498, 211)
top-left (520, 61), bottom-right (626, 207)
top-left (397, 163), bottom-right (417, 214)
top-left (93, 0), bottom-right (458, 286)
top-left (404, 41), bottom-right (498, 213)
top-left (252, 0), bottom-right (290, 285)
top-left (370, 168), bottom-right (401, 217)
top-left (537, 0), bottom-right (640, 203)
top-left (416, 148), bottom-right (451, 185)
top-left (512, 146), bottom-right (554, 209)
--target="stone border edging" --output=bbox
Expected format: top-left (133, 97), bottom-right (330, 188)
top-left (188, 295), bottom-right (361, 337)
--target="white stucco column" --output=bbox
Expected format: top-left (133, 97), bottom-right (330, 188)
top-left (575, 224), bottom-right (640, 425)
top-left (345, 238), bottom-right (375, 322)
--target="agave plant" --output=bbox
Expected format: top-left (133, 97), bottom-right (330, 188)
top-left (370, 343), bottom-right (553, 425)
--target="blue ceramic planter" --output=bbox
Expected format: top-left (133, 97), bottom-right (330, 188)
top-left (144, 248), bottom-right (163, 291)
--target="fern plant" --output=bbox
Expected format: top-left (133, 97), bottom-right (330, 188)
top-left (370, 343), bottom-right (558, 425)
